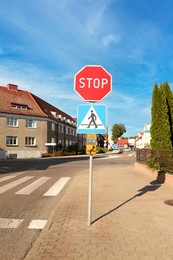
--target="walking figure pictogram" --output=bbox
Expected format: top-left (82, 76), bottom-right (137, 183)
top-left (87, 110), bottom-right (97, 128)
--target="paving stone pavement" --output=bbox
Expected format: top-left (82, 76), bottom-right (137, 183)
top-left (25, 161), bottom-right (173, 260)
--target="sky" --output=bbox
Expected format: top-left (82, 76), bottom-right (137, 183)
top-left (0, 0), bottom-right (173, 137)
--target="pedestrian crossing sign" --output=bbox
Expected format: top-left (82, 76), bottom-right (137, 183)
top-left (77, 104), bottom-right (107, 134)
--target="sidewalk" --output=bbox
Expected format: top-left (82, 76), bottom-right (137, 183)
top-left (25, 160), bottom-right (173, 260)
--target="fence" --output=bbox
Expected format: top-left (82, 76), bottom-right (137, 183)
top-left (136, 149), bottom-right (151, 163)
top-left (136, 149), bottom-right (173, 172)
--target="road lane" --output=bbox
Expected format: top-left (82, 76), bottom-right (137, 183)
top-left (0, 153), bottom-right (136, 260)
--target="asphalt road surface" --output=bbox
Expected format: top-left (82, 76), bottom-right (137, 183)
top-left (0, 152), bottom-right (135, 260)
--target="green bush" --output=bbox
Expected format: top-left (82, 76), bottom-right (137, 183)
top-left (146, 155), bottom-right (159, 170)
top-left (77, 148), bottom-right (86, 155)
top-left (96, 147), bottom-right (108, 154)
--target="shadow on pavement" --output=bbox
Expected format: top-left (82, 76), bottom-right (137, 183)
top-left (0, 156), bottom-right (90, 174)
top-left (92, 180), bottom-right (162, 225)
top-left (0, 154), bottom-right (108, 174)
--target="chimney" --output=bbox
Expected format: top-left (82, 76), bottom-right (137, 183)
top-left (7, 84), bottom-right (18, 91)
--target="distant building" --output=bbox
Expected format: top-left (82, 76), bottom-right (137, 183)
top-left (117, 139), bottom-right (129, 148)
top-left (107, 136), bottom-right (114, 150)
top-left (136, 123), bottom-right (151, 148)
top-left (0, 83), bottom-right (84, 159)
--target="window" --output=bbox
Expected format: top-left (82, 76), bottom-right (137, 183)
top-left (10, 103), bottom-right (28, 110)
top-left (51, 137), bottom-right (55, 143)
top-left (6, 136), bottom-right (18, 146)
top-left (25, 137), bottom-right (35, 146)
top-left (26, 119), bottom-right (36, 128)
top-left (7, 117), bottom-right (18, 127)
top-left (58, 124), bottom-right (64, 133)
top-left (69, 128), bottom-right (73, 135)
top-left (51, 123), bottom-right (56, 131)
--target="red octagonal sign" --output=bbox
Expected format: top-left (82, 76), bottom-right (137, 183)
top-left (74, 65), bottom-right (112, 102)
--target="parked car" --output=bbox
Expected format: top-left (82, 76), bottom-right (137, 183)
top-left (123, 147), bottom-right (131, 152)
top-left (113, 148), bottom-right (123, 154)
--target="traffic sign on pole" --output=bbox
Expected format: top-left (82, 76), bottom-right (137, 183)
top-left (74, 64), bottom-right (111, 226)
top-left (77, 104), bottom-right (107, 134)
top-left (74, 65), bottom-right (112, 102)
top-left (86, 134), bottom-right (97, 155)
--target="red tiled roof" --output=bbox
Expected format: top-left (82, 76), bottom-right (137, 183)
top-left (0, 84), bottom-right (74, 122)
top-left (117, 139), bottom-right (128, 146)
top-left (0, 85), bottom-right (46, 117)
top-left (30, 93), bottom-right (74, 121)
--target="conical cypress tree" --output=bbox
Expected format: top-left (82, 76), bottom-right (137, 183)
top-left (150, 84), bottom-right (161, 149)
top-left (150, 83), bottom-right (172, 150)
top-left (161, 82), bottom-right (173, 148)
top-left (159, 84), bottom-right (172, 149)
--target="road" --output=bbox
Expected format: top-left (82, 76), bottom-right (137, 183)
top-left (0, 151), bottom-right (136, 260)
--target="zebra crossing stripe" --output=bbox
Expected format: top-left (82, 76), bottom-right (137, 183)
top-left (15, 177), bottom-right (51, 195)
top-left (0, 218), bottom-right (47, 230)
top-left (43, 177), bottom-right (70, 196)
top-left (0, 175), bottom-right (17, 183)
top-left (0, 176), bottom-right (34, 194)
top-left (28, 219), bottom-right (47, 229)
top-left (0, 218), bottom-right (23, 229)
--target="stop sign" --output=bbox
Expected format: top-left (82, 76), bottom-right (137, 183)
top-left (74, 65), bottom-right (112, 102)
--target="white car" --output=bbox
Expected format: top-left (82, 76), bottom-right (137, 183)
top-left (113, 148), bottom-right (123, 154)
top-left (123, 147), bottom-right (131, 152)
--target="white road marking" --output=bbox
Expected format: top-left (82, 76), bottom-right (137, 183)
top-left (0, 175), bottom-right (17, 183)
top-left (15, 177), bottom-right (51, 195)
top-left (97, 155), bottom-right (120, 159)
top-left (0, 218), bottom-right (23, 229)
top-left (0, 176), bottom-right (34, 194)
top-left (97, 153), bottom-right (136, 160)
top-left (43, 177), bottom-right (70, 196)
top-left (28, 219), bottom-right (47, 229)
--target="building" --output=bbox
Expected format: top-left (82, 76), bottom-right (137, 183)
top-left (0, 83), bottom-right (82, 159)
top-left (136, 123), bottom-right (151, 149)
top-left (117, 139), bottom-right (129, 148)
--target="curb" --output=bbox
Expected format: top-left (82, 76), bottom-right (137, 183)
top-left (24, 176), bottom-right (74, 260)
top-left (135, 162), bottom-right (173, 186)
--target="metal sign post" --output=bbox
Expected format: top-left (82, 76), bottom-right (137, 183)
top-left (88, 154), bottom-right (93, 226)
top-left (74, 65), bottom-right (112, 227)
top-left (86, 134), bottom-right (96, 226)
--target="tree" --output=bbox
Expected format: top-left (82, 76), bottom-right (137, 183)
top-left (111, 124), bottom-right (126, 142)
top-left (150, 83), bottom-right (172, 150)
top-left (161, 82), bottom-right (173, 147)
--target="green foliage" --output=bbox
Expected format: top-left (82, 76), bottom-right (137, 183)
top-left (77, 148), bottom-right (86, 155)
top-left (161, 82), bottom-right (173, 147)
top-left (56, 143), bottom-right (63, 151)
top-left (96, 147), bottom-right (107, 153)
top-left (111, 123), bottom-right (126, 142)
top-left (150, 82), bottom-right (172, 150)
top-left (67, 143), bottom-right (79, 152)
top-left (146, 155), bottom-right (159, 170)
top-left (121, 136), bottom-right (137, 139)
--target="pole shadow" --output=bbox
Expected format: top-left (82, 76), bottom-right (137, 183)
top-left (92, 180), bottom-right (162, 225)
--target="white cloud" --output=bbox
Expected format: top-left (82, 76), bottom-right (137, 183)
top-left (102, 33), bottom-right (121, 47)
top-left (140, 106), bottom-right (151, 116)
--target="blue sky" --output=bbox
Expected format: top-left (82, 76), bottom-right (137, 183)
top-left (0, 0), bottom-right (173, 137)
